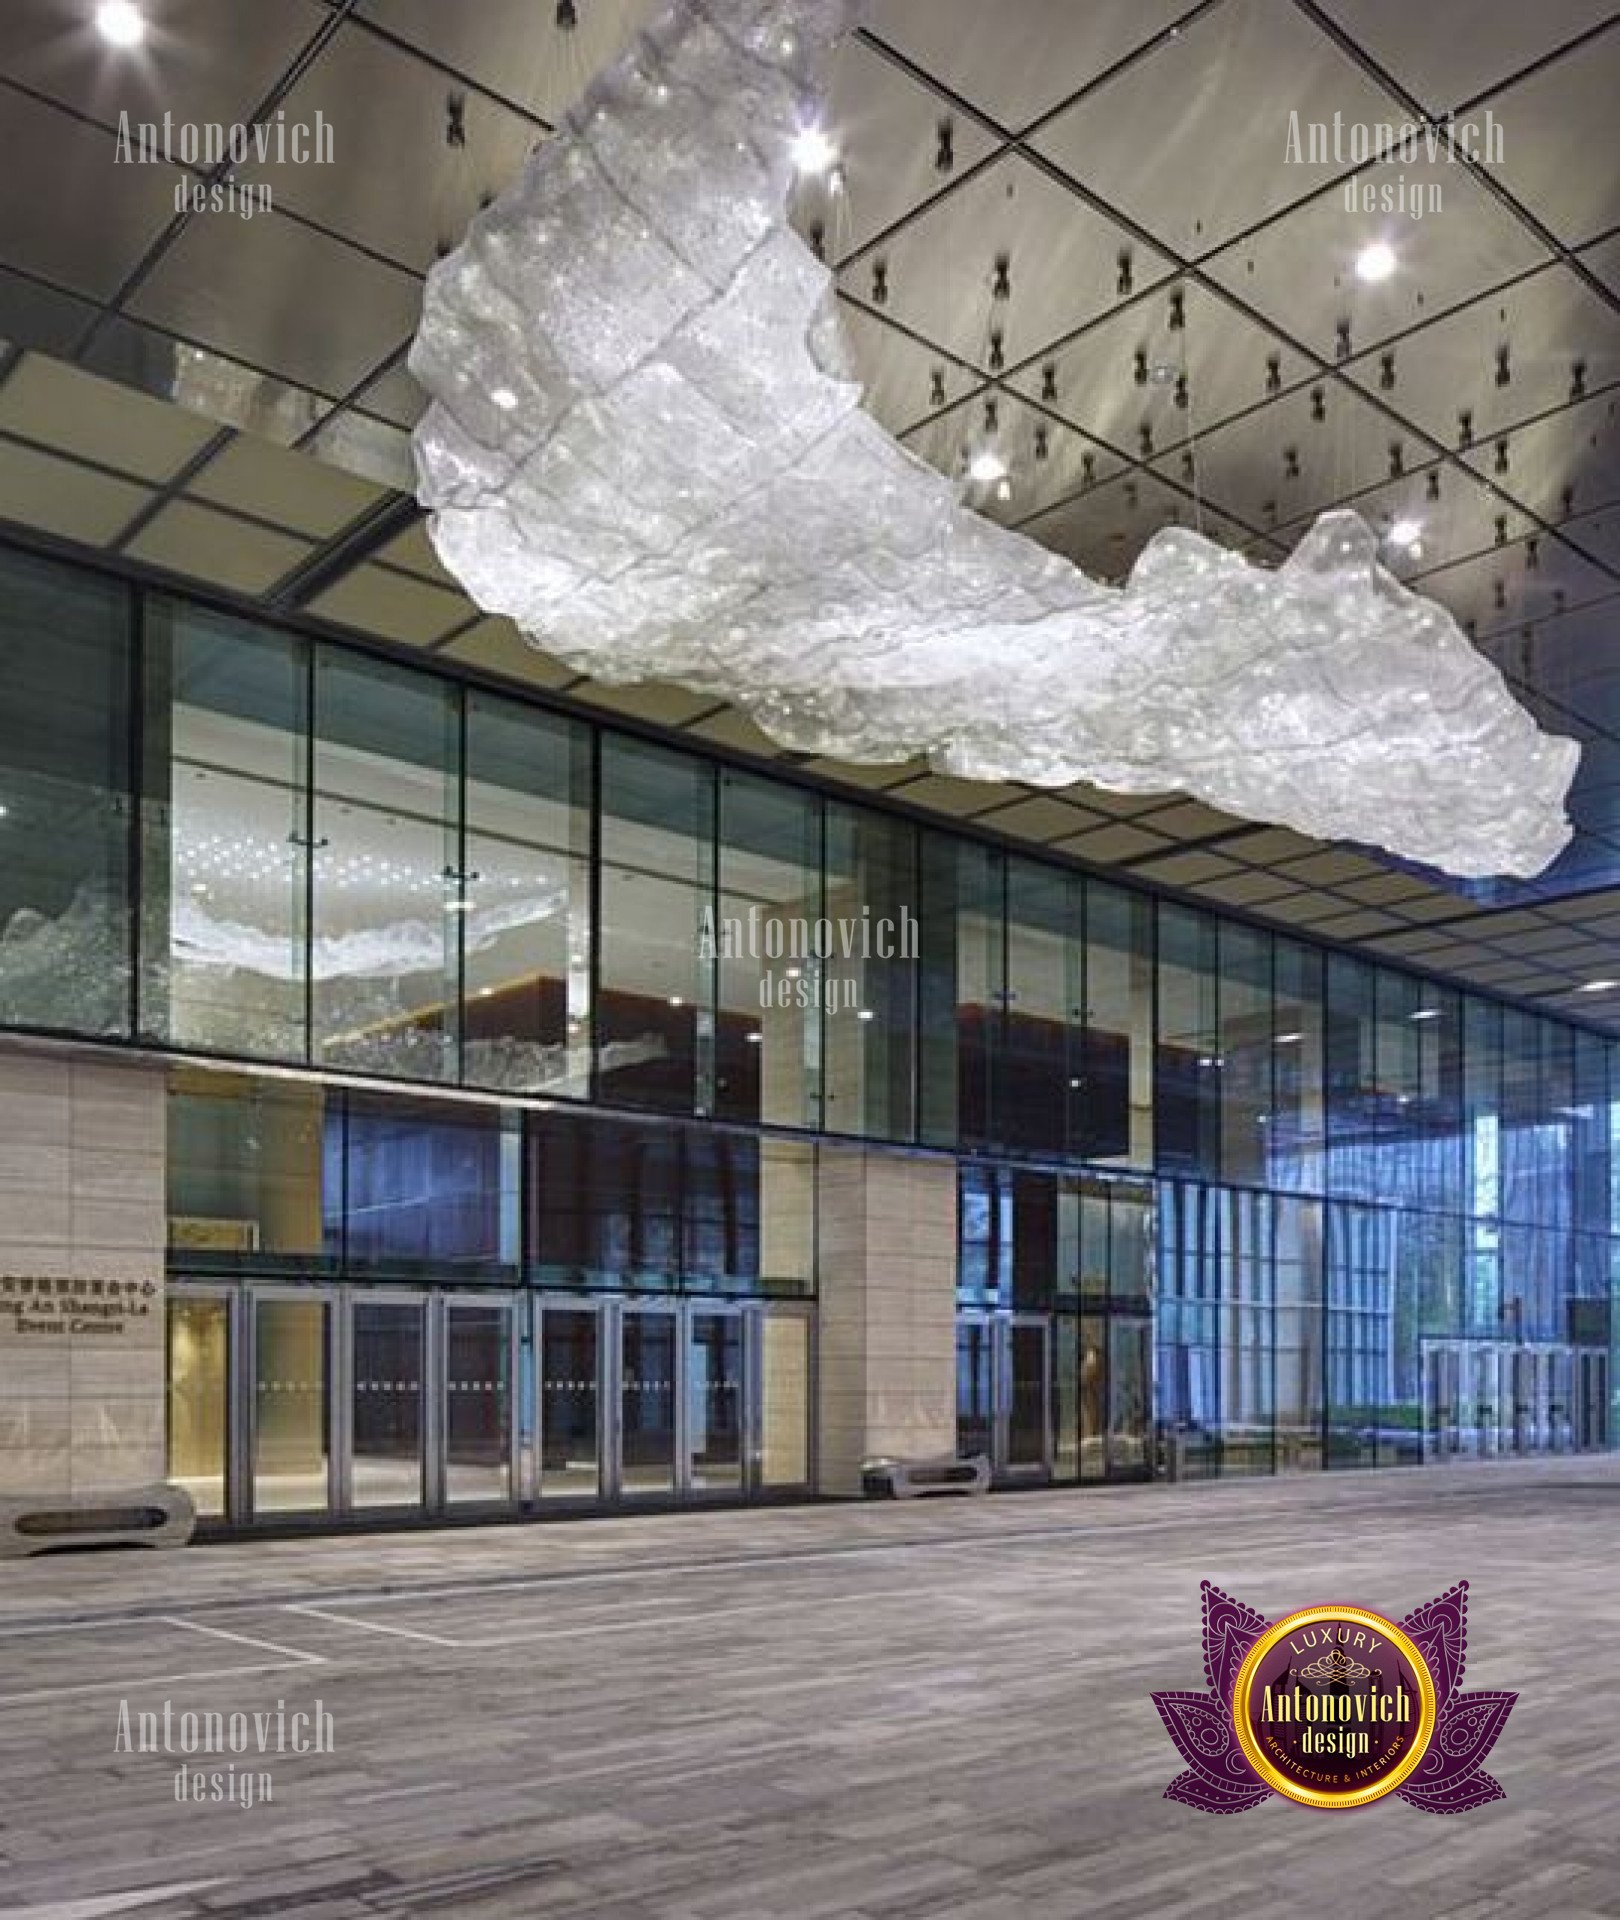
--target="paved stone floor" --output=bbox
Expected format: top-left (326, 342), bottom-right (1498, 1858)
top-left (0, 1456), bottom-right (1616, 1919)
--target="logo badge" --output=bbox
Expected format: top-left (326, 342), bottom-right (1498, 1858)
top-left (1153, 1579), bottom-right (1516, 1814)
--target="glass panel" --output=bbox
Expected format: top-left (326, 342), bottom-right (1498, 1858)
top-left (1081, 882), bottom-right (1152, 1167)
top-left (716, 772), bottom-right (821, 1128)
top-left (252, 1297), bottom-right (329, 1513)
top-left (687, 1310), bottom-right (743, 1491)
top-left (1107, 1318), bottom-right (1152, 1477)
top-left (1217, 922), bottom-right (1271, 1186)
top-left (822, 803), bottom-right (917, 1141)
top-left (1053, 1316), bottom-right (1079, 1481)
top-left (350, 1300), bottom-right (424, 1509)
top-left (1002, 859), bottom-right (1078, 1153)
top-left (146, 601), bottom-right (307, 1057)
top-left (1274, 1197), bottom-right (1321, 1472)
top-left (1006, 1321), bottom-right (1048, 1469)
top-left (1009, 1171), bottom-right (1057, 1309)
top-left (167, 1070), bottom-right (330, 1268)
top-left (1270, 940), bottom-right (1324, 1192)
top-left (1078, 1312), bottom-right (1106, 1481)
top-left (166, 1295), bottom-right (229, 1518)
top-left (444, 1304), bottom-right (512, 1505)
top-left (621, 1310), bottom-right (678, 1495)
top-left (599, 734), bottom-right (713, 1114)
top-left (760, 1312), bottom-right (810, 1487)
top-left (539, 1306), bottom-right (600, 1499)
top-left (758, 1138), bottom-right (816, 1299)
top-left (341, 1093), bottom-right (513, 1278)
top-left (311, 654), bottom-right (458, 1079)
top-left (1156, 903), bottom-right (1220, 1176)
top-left (462, 692), bottom-right (591, 1095)
top-left (956, 1319), bottom-right (993, 1459)
top-left (1326, 1203), bottom-right (1397, 1468)
top-left (0, 547), bottom-right (131, 1036)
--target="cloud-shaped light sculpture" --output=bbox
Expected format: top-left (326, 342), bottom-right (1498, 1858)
top-left (409, 0), bottom-right (1577, 879)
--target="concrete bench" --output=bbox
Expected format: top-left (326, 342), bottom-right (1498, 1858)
top-left (861, 1453), bottom-right (991, 1499)
top-left (0, 1482), bottom-right (196, 1557)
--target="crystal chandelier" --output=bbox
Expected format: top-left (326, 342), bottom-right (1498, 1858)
top-left (409, 0), bottom-right (1577, 879)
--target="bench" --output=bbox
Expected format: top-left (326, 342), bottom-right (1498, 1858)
top-left (0, 1483), bottom-right (196, 1558)
top-left (861, 1453), bottom-right (991, 1498)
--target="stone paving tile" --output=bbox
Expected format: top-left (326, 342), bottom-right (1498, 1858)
top-left (0, 1456), bottom-right (1616, 1918)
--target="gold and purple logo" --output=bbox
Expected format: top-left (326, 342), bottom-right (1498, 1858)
top-left (1153, 1579), bottom-right (1516, 1813)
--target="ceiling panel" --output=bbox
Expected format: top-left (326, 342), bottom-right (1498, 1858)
top-left (185, 432), bottom-right (387, 537)
top-left (1340, 265), bottom-right (1620, 448)
top-left (0, 350), bottom-right (217, 479)
top-left (835, 152), bottom-right (1174, 376)
top-left (125, 497), bottom-right (314, 594)
top-left (1313, 0), bottom-right (1619, 114)
top-left (306, 560), bottom-right (471, 644)
top-left (1484, 24), bottom-right (1620, 248)
top-left (869, 0), bottom-right (1194, 131)
top-left (0, 0), bottom-right (329, 127)
top-left (239, 24), bottom-right (540, 276)
top-left (1031, 0), bottom-right (1403, 257)
top-left (356, 0), bottom-right (658, 124)
top-left (126, 209), bottom-right (422, 400)
top-left (0, 435), bottom-right (150, 542)
top-left (0, 88), bottom-right (180, 301)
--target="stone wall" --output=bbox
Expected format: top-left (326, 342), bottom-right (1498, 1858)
top-left (815, 1143), bottom-right (957, 1495)
top-left (0, 1045), bottom-right (168, 1499)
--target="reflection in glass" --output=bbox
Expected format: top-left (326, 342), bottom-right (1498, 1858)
top-left (621, 1310), bottom-right (678, 1494)
top-left (253, 1298), bottom-right (329, 1513)
top-left (687, 1310), bottom-right (743, 1491)
top-left (1006, 1320), bottom-right (1048, 1470)
top-left (350, 1301), bottom-right (424, 1509)
top-left (760, 1312), bottom-right (810, 1486)
top-left (540, 1307), bottom-right (600, 1499)
top-left (956, 1318), bottom-right (993, 1459)
top-left (1079, 1314), bottom-right (1106, 1482)
top-left (823, 803), bottom-right (916, 1142)
top-left (0, 547), bottom-right (132, 1036)
top-left (463, 694), bottom-right (591, 1095)
top-left (312, 653), bottom-right (457, 1081)
top-left (167, 1295), bottom-right (229, 1517)
top-left (148, 601), bottom-right (307, 1058)
top-left (1053, 1316), bottom-right (1079, 1480)
top-left (1107, 1317), bottom-right (1152, 1477)
top-left (167, 1071), bottom-right (328, 1264)
top-left (445, 1304), bottom-right (512, 1505)
top-left (599, 735), bottom-right (713, 1113)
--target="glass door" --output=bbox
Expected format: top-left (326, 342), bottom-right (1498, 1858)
top-left (251, 1292), bottom-right (332, 1517)
top-left (442, 1296), bottom-right (516, 1508)
top-left (687, 1307), bottom-right (744, 1494)
top-left (956, 1314), bottom-right (994, 1462)
top-left (167, 1290), bottom-right (231, 1522)
top-left (348, 1295), bottom-right (426, 1512)
top-left (619, 1305), bottom-right (678, 1497)
top-left (1003, 1316), bottom-right (1050, 1476)
top-left (1107, 1315), bottom-right (1153, 1478)
top-left (538, 1300), bottom-right (601, 1501)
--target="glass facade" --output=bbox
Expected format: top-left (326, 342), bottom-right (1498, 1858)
top-left (0, 538), bottom-right (1614, 1513)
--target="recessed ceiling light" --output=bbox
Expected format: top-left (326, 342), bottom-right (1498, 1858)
top-left (1275, 1031), bottom-right (1303, 1045)
top-left (1355, 241), bottom-right (1397, 284)
top-left (668, 994), bottom-right (685, 1007)
top-left (1388, 517), bottom-right (1423, 550)
top-left (1410, 1006), bottom-right (1441, 1021)
top-left (790, 125), bottom-right (837, 176)
top-left (0, 803), bottom-right (9, 819)
top-left (745, 1030), bottom-right (762, 1044)
top-left (1577, 978), bottom-right (1619, 994)
top-left (491, 387), bottom-right (519, 412)
top-left (857, 1008), bottom-right (876, 1021)
top-left (969, 449), bottom-right (1008, 485)
top-left (95, 0), bottom-right (145, 47)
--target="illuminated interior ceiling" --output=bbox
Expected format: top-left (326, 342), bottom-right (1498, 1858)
top-left (0, 0), bottom-right (1617, 1015)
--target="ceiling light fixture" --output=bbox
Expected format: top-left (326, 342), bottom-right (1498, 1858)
top-left (1577, 979), bottom-right (1619, 994)
top-left (491, 387), bottom-right (519, 411)
top-left (1355, 241), bottom-right (1397, 284)
top-left (95, 0), bottom-right (145, 46)
top-left (1275, 1031), bottom-right (1302, 1045)
top-left (1388, 517), bottom-right (1423, 551)
top-left (790, 124), bottom-right (837, 177)
top-left (410, 0), bottom-right (1580, 881)
top-left (1410, 1006), bottom-right (1442, 1021)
